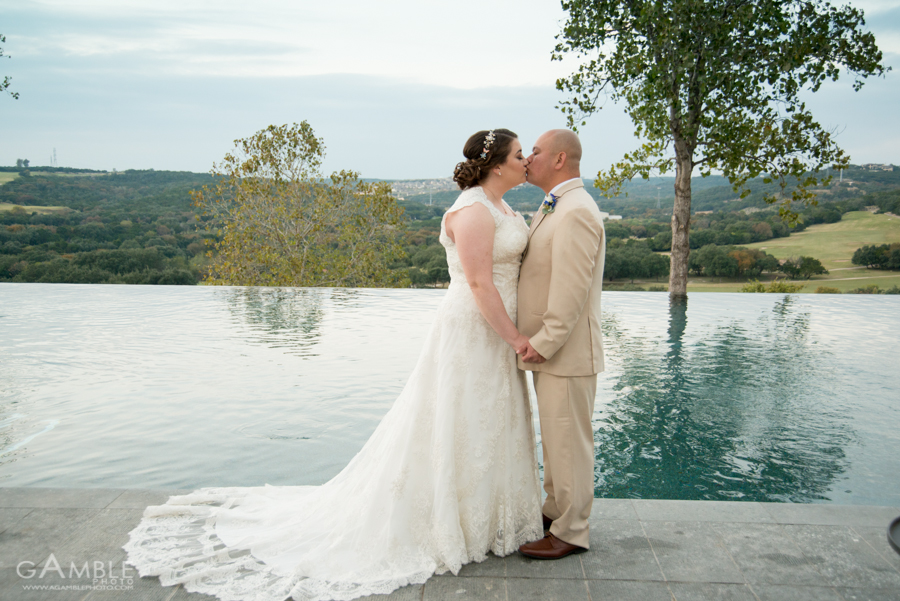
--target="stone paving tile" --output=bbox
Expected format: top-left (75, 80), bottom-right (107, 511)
top-left (837, 587), bottom-right (900, 601)
top-left (446, 554), bottom-right (506, 578)
top-left (423, 576), bottom-right (506, 600)
top-left (0, 566), bottom-right (22, 593)
top-left (366, 582), bottom-right (424, 601)
top-left (0, 508), bottom-right (98, 569)
top-left (588, 579), bottom-right (674, 600)
top-left (83, 573), bottom-right (175, 601)
top-left (760, 503), bottom-right (900, 528)
top-left (783, 524), bottom-right (900, 589)
top-left (3, 489), bottom-right (900, 600)
top-left (0, 488), bottom-right (124, 510)
top-left (582, 519), bottom-right (665, 581)
top-left (168, 583), bottom-right (218, 600)
top-left (851, 525), bottom-right (900, 569)
top-left (750, 583), bottom-right (844, 601)
top-left (105, 490), bottom-right (189, 510)
top-left (589, 499), bottom-right (639, 521)
top-left (632, 500), bottom-right (774, 524)
top-left (506, 576), bottom-right (590, 600)
top-left (505, 549), bottom-right (585, 580)
top-left (709, 522), bottom-right (826, 586)
top-left (47, 508), bottom-right (145, 565)
top-left (641, 521), bottom-right (745, 584)
top-left (3, 583), bottom-right (91, 601)
top-left (667, 582), bottom-right (757, 600)
top-left (0, 508), bottom-right (33, 535)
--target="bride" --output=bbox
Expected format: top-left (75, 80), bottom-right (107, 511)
top-left (124, 129), bottom-right (543, 601)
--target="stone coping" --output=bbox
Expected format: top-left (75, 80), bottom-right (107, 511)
top-left (1, 488), bottom-right (898, 600)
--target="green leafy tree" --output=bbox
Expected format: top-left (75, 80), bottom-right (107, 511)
top-left (852, 243), bottom-right (900, 270)
top-left (1, 33), bottom-right (18, 100)
top-left (554, 0), bottom-right (889, 298)
top-left (780, 255), bottom-right (827, 279)
top-left (797, 256), bottom-right (828, 279)
top-left (192, 122), bottom-right (408, 287)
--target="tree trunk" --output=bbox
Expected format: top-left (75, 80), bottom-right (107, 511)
top-left (669, 136), bottom-right (693, 299)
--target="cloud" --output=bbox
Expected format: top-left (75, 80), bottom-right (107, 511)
top-left (4, 0), bottom-right (573, 87)
top-left (2, 1), bottom-right (897, 177)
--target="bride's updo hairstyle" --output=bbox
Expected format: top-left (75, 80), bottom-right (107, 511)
top-left (453, 129), bottom-right (518, 190)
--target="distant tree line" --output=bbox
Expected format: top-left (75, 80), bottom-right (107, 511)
top-left (600, 202), bottom-right (849, 253)
top-left (868, 189), bottom-right (900, 215)
top-left (604, 239), bottom-right (669, 282)
top-left (0, 170), bottom-right (214, 284)
top-left (0, 164), bottom-right (892, 289)
top-left (688, 245), bottom-right (781, 279)
top-left (852, 244), bottom-right (900, 270)
top-left (686, 245), bottom-right (826, 280)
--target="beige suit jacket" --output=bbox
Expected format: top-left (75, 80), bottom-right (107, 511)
top-left (517, 179), bottom-right (606, 377)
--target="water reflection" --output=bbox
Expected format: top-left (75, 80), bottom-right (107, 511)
top-left (0, 285), bottom-right (893, 500)
top-left (594, 295), bottom-right (854, 502)
top-left (222, 287), bottom-right (331, 358)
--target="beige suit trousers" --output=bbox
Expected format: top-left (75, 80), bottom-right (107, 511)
top-left (533, 370), bottom-right (597, 549)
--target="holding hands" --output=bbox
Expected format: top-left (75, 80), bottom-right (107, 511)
top-left (514, 335), bottom-right (545, 364)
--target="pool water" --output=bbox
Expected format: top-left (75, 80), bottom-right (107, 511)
top-left (0, 284), bottom-right (897, 505)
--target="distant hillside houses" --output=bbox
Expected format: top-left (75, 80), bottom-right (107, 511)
top-left (390, 178), bottom-right (458, 199)
top-left (860, 163), bottom-right (896, 171)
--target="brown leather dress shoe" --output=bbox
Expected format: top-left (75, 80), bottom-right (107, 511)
top-left (542, 514), bottom-right (553, 530)
top-left (518, 533), bottom-right (587, 560)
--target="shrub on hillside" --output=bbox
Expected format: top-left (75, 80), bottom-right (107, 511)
top-left (847, 285), bottom-right (881, 294)
top-left (814, 286), bottom-right (841, 294)
top-left (741, 279), bottom-right (804, 293)
top-left (847, 284), bottom-right (900, 294)
top-left (606, 282), bottom-right (646, 291)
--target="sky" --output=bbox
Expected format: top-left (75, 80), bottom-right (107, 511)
top-left (1, 0), bottom-right (899, 180)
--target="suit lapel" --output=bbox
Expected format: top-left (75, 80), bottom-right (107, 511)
top-left (528, 210), bottom-right (547, 240)
top-left (524, 180), bottom-right (585, 251)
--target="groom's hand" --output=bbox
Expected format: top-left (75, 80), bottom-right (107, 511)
top-left (518, 341), bottom-right (546, 364)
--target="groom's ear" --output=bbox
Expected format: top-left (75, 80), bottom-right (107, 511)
top-left (554, 152), bottom-right (568, 170)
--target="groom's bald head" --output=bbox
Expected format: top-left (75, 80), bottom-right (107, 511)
top-left (546, 129), bottom-right (582, 168)
top-left (527, 129), bottom-right (582, 193)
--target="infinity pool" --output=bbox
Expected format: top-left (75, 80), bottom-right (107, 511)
top-left (0, 284), bottom-right (897, 505)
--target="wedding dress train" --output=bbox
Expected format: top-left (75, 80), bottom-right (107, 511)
top-left (124, 187), bottom-right (543, 601)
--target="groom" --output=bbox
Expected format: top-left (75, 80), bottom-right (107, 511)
top-left (516, 129), bottom-right (606, 559)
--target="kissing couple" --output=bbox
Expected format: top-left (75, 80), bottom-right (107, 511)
top-left (125, 128), bottom-right (607, 601)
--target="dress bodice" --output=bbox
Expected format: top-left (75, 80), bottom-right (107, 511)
top-left (439, 187), bottom-right (529, 305)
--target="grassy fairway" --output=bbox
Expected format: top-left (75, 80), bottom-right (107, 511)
top-left (616, 211), bottom-right (900, 293)
top-left (745, 211), bottom-right (900, 269)
top-left (740, 211), bottom-right (900, 292)
top-left (0, 173), bottom-right (19, 185)
top-left (0, 203), bottom-right (72, 215)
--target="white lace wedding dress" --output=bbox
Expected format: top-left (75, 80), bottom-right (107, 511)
top-left (124, 187), bottom-right (543, 601)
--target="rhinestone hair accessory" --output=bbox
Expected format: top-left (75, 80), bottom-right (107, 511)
top-left (479, 130), bottom-right (496, 159)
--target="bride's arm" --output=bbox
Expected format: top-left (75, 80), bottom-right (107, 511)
top-left (445, 204), bottom-right (529, 351)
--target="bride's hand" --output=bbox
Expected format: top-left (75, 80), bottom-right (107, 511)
top-left (511, 333), bottom-right (530, 354)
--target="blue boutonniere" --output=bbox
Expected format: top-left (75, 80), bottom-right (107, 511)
top-left (541, 192), bottom-right (559, 214)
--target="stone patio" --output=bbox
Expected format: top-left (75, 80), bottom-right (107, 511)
top-left (1, 488), bottom-right (898, 600)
